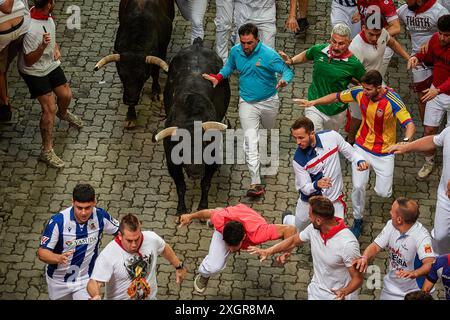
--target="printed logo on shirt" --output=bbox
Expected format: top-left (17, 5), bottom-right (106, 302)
top-left (424, 244), bottom-right (432, 254)
top-left (89, 222), bottom-right (96, 230)
top-left (126, 254), bottom-right (153, 300)
top-left (40, 236), bottom-right (50, 246)
top-left (376, 108), bottom-right (384, 117)
top-left (65, 236), bottom-right (98, 249)
top-left (109, 216), bottom-right (119, 227)
top-left (389, 247), bottom-right (408, 269)
top-left (255, 58), bottom-right (261, 67)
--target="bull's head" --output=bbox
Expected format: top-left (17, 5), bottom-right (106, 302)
top-left (93, 54), bottom-right (169, 106)
top-left (153, 122), bottom-right (227, 179)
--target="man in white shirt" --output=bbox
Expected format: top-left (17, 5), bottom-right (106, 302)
top-left (283, 117), bottom-right (368, 231)
top-left (398, 0), bottom-right (449, 179)
top-left (390, 127), bottom-right (450, 255)
top-left (352, 197), bottom-right (436, 300)
top-left (18, 0), bottom-right (83, 168)
top-left (0, 0), bottom-right (29, 121)
top-left (249, 195), bottom-right (363, 300)
top-left (87, 213), bottom-right (186, 300)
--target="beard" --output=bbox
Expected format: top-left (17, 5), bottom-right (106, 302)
top-left (407, 3), bottom-right (420, 11)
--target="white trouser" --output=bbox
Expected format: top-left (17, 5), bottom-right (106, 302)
top-left (351, 145), bottom-right (395, 220)
top-left (304, 106), bottom-right (347, 132)
top-left (215, 0), bottom-right (243, 63)
top-left (431, 196), bottom-right (450, 255)
top-left (308, 281), bottom-right (359, 300)
top-left (330, 1), bottom-right (360, 39)
top-left (423, 85), bottom-right (450, 127)
top-left (176, 0), bottom-right (208, 43)
top-left (241, 1), bottom-right (276, 48)
top-left (283, 196), bottom-right (346, 231)
top-left (46, 275), bottom-right (90, 300)
top-left (378, 47), bottom-right (394, 78)
top-left (239, 94), bottom-right (279, 185)
top-left (198, 230), bottom-right (230, 277)
top-left (380, 288), bottom-right (404, 300)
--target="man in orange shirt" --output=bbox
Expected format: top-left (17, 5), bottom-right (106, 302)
top-left (179, 203), bottom-right (296, 294)
top-left (293, 70), bottom-right (415, 239)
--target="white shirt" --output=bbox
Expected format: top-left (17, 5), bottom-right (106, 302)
top-left (0, 0), bottom-right (28, 23)
top-left (293, 130), bottom-right (365, 202)
top-left (374, 220), bottom-right (436, 298)
top-left (439, 0), bottom-right (450, 11)
top-left (40, 206), bottom-right (119, 283)
top-left (434, 127), bottom-right (450, 204)
top-left (299, 223), bottom-right (361, 300)
top-left (349, 29), bottom-right (390, 72)
top-left (90, 231), bottom-right (166, 300)
top-left (398, 3), bottom-right (449, 55)
top-left (18, 16), bottom-right (60, 76)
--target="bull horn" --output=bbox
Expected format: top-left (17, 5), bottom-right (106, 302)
top-left (145, 55), bottom-right (169, 72)
top-left (201, 121), bottom-right (228, 131)
top-left (153, 126), bottom-right (178, 142)
top-left (94, 54), bottom-right (120, 71)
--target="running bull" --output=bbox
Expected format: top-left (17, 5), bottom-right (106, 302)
top-left (153, 38), bottom-right (231, 215)
top-left (93, 0), bottom-right (174, 128)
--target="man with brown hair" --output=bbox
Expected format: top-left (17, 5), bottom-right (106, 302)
top-left (249, 196), bottom-right (363, 300)
top-left (352, 197), bottom-right (436, 300)
top-left (87, 213), bottom-right (186, 300)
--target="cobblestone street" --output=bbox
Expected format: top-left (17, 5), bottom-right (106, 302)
top-left (0, 0), bottom-right (445, 299)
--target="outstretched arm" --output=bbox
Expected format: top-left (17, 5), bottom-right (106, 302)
top-left (388, 135), bottom-right (436, 154)
top-left (247, 233), bottom-right (304, 262)
top-left (179, 209), bottom-right (215, 226)
top-left (160, 244), bottom-right (186, 284)
top-left (293, 92), bottom-right (339, 108)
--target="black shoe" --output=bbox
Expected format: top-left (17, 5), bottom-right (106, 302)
top-left (295, 18), bottom-right (310, 36)
top-left (246, 184), bottom-right (265, 197)
top-left (0, 104), bottom-right (12, 122)
top-left (281, 210), bottom-right (294, 224)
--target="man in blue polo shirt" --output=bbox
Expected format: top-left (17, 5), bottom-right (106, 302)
top-left (203, 23), bottom-right (294, 197)
top-left (422, 254), bottom-right (450, 300)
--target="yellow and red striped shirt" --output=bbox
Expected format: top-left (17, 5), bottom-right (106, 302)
top-left (338, 86), bottom-right (412, 155)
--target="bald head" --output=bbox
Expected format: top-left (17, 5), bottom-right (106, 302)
top-left (395, 197), bottom-right (420, 224)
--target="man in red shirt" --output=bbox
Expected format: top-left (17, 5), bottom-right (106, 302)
top-left (179, 203), bottom-right (297, 294)
top-left (407, 14), bottom-right (450, 179)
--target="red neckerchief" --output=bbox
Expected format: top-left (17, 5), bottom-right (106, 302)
top-left (30, 6), bottom-right (54, 20)
top-left (320, 217), bottom-right (347, 245)
top-left (328, 48), bottom-right (353, 63)
top-left (114, 233), bottom-right (144, 257)
top-left (414, 0), bottom-right (437, 15)
top-left (359, 30), bottom-right (378, 50)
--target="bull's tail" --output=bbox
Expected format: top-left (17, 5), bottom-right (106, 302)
top-left (193, 37), bottom-right (203, 47)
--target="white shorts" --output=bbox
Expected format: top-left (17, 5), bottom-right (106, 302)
top-left (423, 85), bottom-right (450, 127)
top-left (412, 65), bottom-right (433, 84)
top-left (46, 274), bottom-right (90, 300)
top-left (304, 106), bottom-right (347, 132)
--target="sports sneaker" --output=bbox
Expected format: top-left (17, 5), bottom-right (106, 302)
top-left (39, 149), bottom-right (65, 168)
top-left (0, 104), bottom-right (12, 122)
top-left (295, 18), bottom-right (310, 36)
top-left (246, 184), bottom-right (265, 197)
top-left (194, 274), bottom-right (209, 293)
top-left (58, 111), bottom-right (84, 128)
top-left (350, 218), bottom-right (363, 239)
top-left (417, 160), bottom-right (434, 180)
top-left (281, 210), bottom-right (294, 224)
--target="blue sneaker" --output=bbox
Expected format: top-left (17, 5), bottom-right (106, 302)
top-left (281, 210), bottom-right (294, 224)
top-left (350, 219), bottom-right (363, 239)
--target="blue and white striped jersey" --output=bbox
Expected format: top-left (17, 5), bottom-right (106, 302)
top-left (40, 206), bottom-right (119, 282)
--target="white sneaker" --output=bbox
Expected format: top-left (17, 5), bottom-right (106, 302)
top-left (417, 160), bottom-right (434, 180)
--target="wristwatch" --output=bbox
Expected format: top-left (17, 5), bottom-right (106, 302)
top-left (175, 261), bottom-right (184, 270)
top-left (402, 137), bottom-right (410, 142)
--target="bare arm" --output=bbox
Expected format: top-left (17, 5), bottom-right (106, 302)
top-left (403, 121), bottom-right (416, 141)
top-left (389, 134), bottom-right (436, 155)
top-left (352, 242), bottom-right (382, 272)
top-left (37, 247), bottom-right (74, 266)
top-left (293, 92), bottom-right (338, 108)
top-left (333, 265), bottom-right (364, 299)
top-left (291, 50), bottom-right (309, 65)
top-left (275, 224), bottom-right (297, 240)
top-left (179, 208), bottom-right (215, 226)
top-left (421, 278), bottom-right (435, 294)
top-left (24, 33), bottom-right (51, 67)
top-left (87, 279), bottom-right (104, 300)
top-left (160, 244), bottom-right (186, 284)
top-left (249, 233), bottom-right (304, 261)
top-left (387, 37), bottom-right (410, 61)
top-left (0, 0), bottom-right (14, 14)
top-left (396, 257), bottom-right (435, 279)
top-left (285, 0), bottom-right (299, 32)
top-left (386, 19), bottom-right (401, 37)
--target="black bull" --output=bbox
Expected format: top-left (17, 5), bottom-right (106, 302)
top-left (153, 39), bottom-right (231, 215)
top-left (94, 0), bottom-right (174, 128)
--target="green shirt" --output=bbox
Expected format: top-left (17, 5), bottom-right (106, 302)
top-left (306, 43), bottom-right (366, 116)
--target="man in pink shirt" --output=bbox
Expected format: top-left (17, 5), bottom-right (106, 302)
top-left (179, 203), bottom-right (296, 294)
